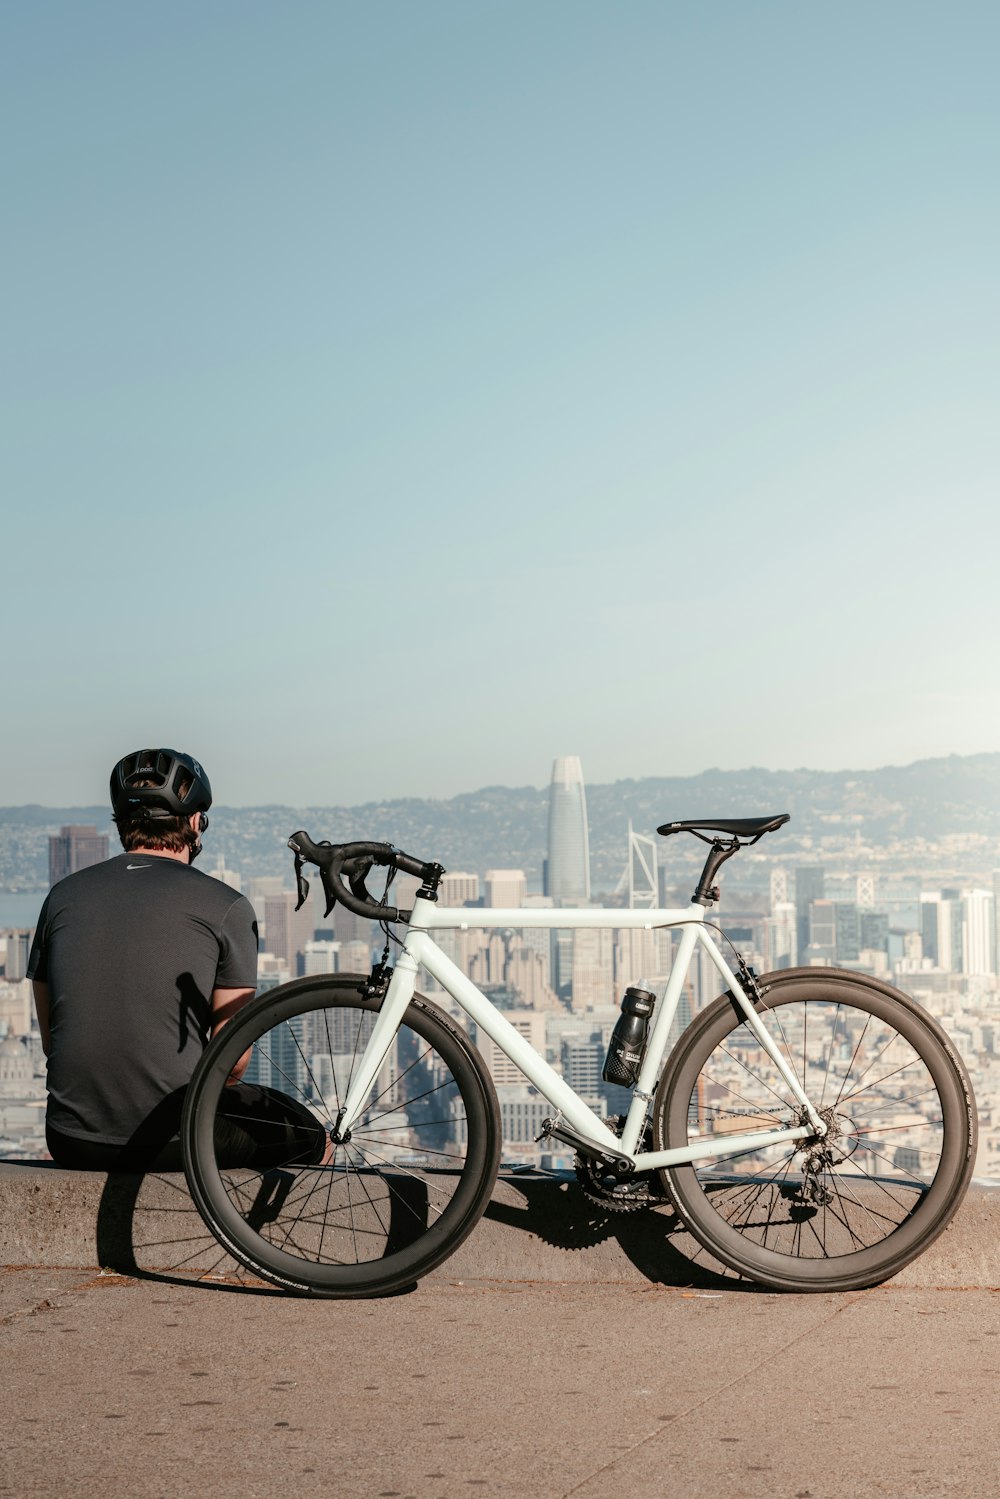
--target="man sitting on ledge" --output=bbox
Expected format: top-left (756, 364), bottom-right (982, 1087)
top-left (28, 747), bottom-right (324, 1172)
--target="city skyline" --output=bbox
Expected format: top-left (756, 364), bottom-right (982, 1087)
top-left (4, 3), bottom-right (1000, 807)
top-left (7, 739), bottom-right (1000, 1178)
top-left (6, 748), bottom-right (1000, 905)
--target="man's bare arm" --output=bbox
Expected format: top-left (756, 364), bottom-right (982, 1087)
top-left (32, 981), bottom-right (51, 1056)
top-left (211, 986), bottom-right (255, 1082)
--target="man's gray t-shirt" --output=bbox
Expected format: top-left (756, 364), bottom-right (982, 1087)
top-left (27, 853), bottom-right (259, 1146)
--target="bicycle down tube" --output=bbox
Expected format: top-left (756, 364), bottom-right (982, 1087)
top-left (333, 897), bottom-right (820, 1170)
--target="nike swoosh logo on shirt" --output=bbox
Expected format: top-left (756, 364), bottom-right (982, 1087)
top-left (126, 863), bottom-right (152, 870)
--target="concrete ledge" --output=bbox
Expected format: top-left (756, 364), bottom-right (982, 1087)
top-left (2, 1160), bottom-right (998, 1290)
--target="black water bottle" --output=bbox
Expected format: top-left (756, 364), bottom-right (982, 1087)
top-left (602, 986), bottom-right (656, 1087)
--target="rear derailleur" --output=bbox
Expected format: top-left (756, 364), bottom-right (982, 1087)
top-left (798, 1148), bottom-right (835, 1208)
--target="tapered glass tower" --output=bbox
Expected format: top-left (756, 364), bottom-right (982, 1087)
top-left (546, 755), bottom-right (591, 904)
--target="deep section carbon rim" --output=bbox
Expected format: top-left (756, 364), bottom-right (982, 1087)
top-left (183, 979), bottom-right (500, 1296)
top-left (655, 974), bottom-right (975, 1290)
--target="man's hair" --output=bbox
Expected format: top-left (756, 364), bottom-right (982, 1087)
top-left (115, 774), bottom-right (199, 856)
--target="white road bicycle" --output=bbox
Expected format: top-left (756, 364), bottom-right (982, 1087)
top-left (182, 815), bottom-right (977, 1297)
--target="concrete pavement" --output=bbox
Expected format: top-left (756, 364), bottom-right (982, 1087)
top-left (3, 1267), bottom-right (998, 1499)
top-left (4, 1164), bottom-right (1000, 1497)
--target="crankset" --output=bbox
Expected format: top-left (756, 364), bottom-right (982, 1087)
top-left (574, 1117), bottom-right (668, 1214)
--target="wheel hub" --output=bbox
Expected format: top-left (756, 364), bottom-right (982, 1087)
top-left (800, 1105), bottom-right (859, 1164)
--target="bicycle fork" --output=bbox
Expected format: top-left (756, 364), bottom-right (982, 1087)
top-left (330, 950), bottom-right (422, 1142)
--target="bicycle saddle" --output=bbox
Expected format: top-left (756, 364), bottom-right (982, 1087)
top-left (656, 813), bottom-right (790, 839)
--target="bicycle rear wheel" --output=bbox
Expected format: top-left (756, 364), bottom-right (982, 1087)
top-left (183, 976), bottom-right (501, 1297)
top-left (653, 972), bottom-right (976, 1291)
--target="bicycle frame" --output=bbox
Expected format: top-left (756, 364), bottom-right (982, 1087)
top-left (334, 898), bottom-right (826, 1169)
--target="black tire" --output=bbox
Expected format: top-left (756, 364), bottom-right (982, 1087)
top-left (182, 976), bottom-right (501, 1297)
top-left (653, 971), bottom-right (976, 1292)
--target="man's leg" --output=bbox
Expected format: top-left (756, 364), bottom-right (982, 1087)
top-left (212, 1083), bottom-right (327, 1170)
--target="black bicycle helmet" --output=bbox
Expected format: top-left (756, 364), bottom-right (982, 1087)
top-left (110, 748), bottom-right (212, 823)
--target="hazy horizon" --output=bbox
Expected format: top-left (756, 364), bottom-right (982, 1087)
top-left (3, 745), bottom-right (1000, 814)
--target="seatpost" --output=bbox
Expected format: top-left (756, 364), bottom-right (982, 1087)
top-left (692, 838), bottom-right (741, 906)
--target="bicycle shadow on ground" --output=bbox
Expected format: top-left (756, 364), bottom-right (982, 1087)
top-left (481, 1173), bottom-right (752, 1292)
top-left (94, 1168), bottom-right (277, 1294)
top-left (98, 1168), bottom-right (749, 1294)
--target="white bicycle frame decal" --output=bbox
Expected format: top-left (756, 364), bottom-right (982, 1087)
top-left (335, 898), bottom-right (825, 1168)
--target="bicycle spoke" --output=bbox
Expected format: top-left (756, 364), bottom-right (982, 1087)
top-left (353, 1076), bottom-right (461, 1128)
top-left (696, 1066), bottom-right (792, 1118)
top-left (351, 1115), bottom-right (461, 1134)
top-left (838, 1058), bottom-right (933, 1109)
top-left (817, 1003), bottom-right (841, 1111)
top-left (703, 1049), bottom-right (792, 1111)
top-left (343, 1144), bottom-right (457, 1214)
top-left (338, 1159), bottom-right (392, 1252)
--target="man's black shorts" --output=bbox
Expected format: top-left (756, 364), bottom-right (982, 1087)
top-left (46, 1083), bottom-right (327, 1173)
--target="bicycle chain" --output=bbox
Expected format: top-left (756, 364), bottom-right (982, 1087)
top-left (573, 1116), bottom-right (668, 1214)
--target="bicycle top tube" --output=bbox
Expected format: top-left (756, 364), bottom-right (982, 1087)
top-left (409, 902), bottom-right (705, 932)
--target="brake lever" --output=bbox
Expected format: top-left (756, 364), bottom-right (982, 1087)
top-left (318, 862), bottom-right (339, 918)
top-left (292, 852), bottom-right (310, 912)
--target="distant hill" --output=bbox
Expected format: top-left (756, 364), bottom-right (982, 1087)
top-left (3, 752), bottom-right (1000, 891)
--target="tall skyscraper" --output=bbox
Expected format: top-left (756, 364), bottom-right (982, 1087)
top-left (303, 939), bottom-right (340, 975)
top-left (3, 932), bottom-right (31, 984)
top-left (571, 927), bottom-right (614, 1009)
top-left (764, 901), bottom-right (797, 970)
top-left (795, 865), bottom-right (825, 960)
top-left (961, 889), bottom-right (995, 976)
top-left (262, 890), bottom-right (315, 974)
top-left (485, 869), bottom-right (527, 907)
top-left (807, 899), bottom-right (837, 963)
top-left (48, 826), bottom-right (109, 885)
top-left (331, 901), bottom-right (373, 945)
top-left (206, 856), bottom-right (242, 892)
top-left (921, 890), bottom-right (962, 972)
top-left (440, 872), bottom-right (480, 906)
top-left (504, 945), bottom-right (558, 1009)
top-left (546, 755), bottom-right (590, 904)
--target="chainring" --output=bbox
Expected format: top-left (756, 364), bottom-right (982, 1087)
top-left (574, 1116), bottom-right (668, 1214)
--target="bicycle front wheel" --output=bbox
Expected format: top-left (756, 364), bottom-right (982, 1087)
top-left (653, 972), bottom-right (976, 1292)
top-left (183, 976), bottom-right (501, 1297)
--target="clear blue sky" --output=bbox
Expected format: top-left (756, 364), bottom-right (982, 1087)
top-left (4, 2), bottom-right (999, 806)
